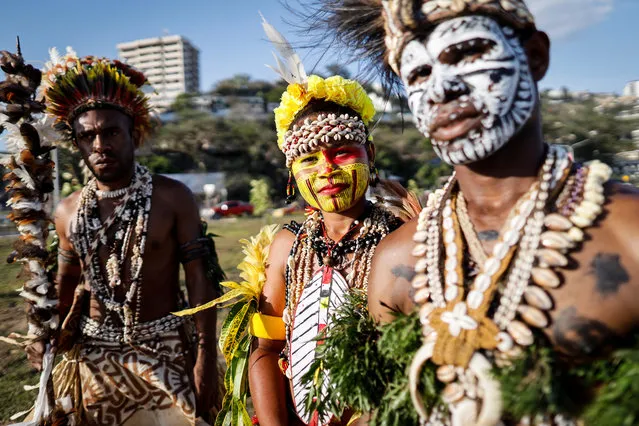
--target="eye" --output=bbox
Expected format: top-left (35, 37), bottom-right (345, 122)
top-left (77, 133), bottom-right (92, 143)
top-left (407, 65), bottom-right (432, 86)
top-left (108, 129), bottom-right (120, 137)
top-left (441, 38), bottom-right (496, 65)
top-left (300, 155), bottom-right (317, 164)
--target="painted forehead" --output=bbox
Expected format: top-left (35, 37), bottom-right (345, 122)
top-left (401, 15), bottom-right (508, 67)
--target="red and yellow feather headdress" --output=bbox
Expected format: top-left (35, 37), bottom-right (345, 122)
top-left (41, 47), bottom-right (152, 144)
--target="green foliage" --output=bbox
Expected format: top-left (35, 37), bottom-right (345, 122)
top-left (541, 97), bottom-right (639, 163)
top-left (249, 178), bottom-right (273, 216)
top-left (581, 345), bottom-right (639, 426)
top-left (303, 291), bottom-right (386, 419)
top-left (137, 154), bottom-right (182, 174)
top-left (375, 309), bottom-right (441, 426)
top-left (494, 333), bottom-right (639, 425)
top-left (303, 293), bottom-right (441, 426)
top-left (216, 300), bottom-right (257, 426)
top-left (493, 339), bottom-right (583, 421)
top-left (153, 115), bottom-right (284, 200)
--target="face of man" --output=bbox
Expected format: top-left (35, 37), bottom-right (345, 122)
top-left (399, 15), bottom-right (537, 165)
top-left (73, 109), bottom-right (136, 183)
top-left (291, 143), bottom-right (370, 213)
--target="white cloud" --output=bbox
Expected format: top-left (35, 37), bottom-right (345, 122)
top-left (526, 0), bottom-right (614, 39)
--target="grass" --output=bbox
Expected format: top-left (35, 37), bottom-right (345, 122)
top-left (0, 214), bottom-right (303, 425)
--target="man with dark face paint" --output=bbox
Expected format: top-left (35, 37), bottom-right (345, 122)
top-left (298, 0), bottom-right (639, 424)
top-left (23, 51), bottom-right (221, 425)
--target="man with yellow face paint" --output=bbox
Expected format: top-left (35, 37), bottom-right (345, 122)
top-left (245, 18), bottom-right (405, 426)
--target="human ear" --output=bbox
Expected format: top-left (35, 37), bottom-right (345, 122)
top-left (524, 30), bottom-right (551, 82)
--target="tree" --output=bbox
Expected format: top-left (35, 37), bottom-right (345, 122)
top-left (541, 96), bottom-right (638, 163)
top-left (250, 178), bottom-right (273, 216)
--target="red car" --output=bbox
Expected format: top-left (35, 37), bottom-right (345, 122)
top-left (212, 200), bottom-right (254, 218)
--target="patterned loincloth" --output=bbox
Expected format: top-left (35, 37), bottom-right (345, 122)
top-left (53, 330), bottom-right (206, 426)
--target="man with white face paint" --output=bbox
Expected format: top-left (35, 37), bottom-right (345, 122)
top-left (295, 0), bottom-right (639, 424)
top-left (401, 15), bottom-right (537, 165)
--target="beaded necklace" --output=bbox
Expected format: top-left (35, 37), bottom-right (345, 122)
top-left (281, 203), bottom-right (400, 423)
top-left (72, 163), bottom-right (153, 343)
top-left (282, 203), bottom-right (399, 326)
top-left (408, 145), bottom-right (612, 425)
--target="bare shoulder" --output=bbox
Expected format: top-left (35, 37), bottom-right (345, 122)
top-left (267, 228), bottom-right (296, 270)
top-left (369, 217), bottom-right (419, 322)
top-left (260, 228), bottom-right (296, 316)
top-left (55, 190), bottom-right (82, 217)
top-left (152, 174), bottom-right (194, 201)
top-left (375, 215), bottom-right (420, 260)
top-left (54, 191), bottom-right (82, 229)
top-left (151, 175), bottom-right (199, 219)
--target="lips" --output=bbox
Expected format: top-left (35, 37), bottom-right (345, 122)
top-left (317, 183), bottom-right (349, 196)
top-left (430, 101), bottom-right (483, 143)
top-left (93, 156), bottom-right (116, 166)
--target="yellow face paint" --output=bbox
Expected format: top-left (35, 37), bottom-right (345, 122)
top-left (291, 145), bottom-right (370, 213)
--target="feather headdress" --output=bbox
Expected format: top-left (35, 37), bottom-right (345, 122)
top-left (41, 47), bottom-right (153, 144)
top-left (261, 15), bottom-right (376, 158)
top-left (291, 0), bottom-right (535, 86)
top-left (0, 44), bottom-right (74, 425)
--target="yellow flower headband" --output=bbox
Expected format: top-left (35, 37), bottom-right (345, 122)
top-left (274, 74), bottom-right (376, 152)
top-left (260, 15), bottom-right (376, 159)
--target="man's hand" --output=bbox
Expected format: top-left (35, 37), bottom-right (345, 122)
top-left (25, 339), bottom-right (46, 371)
top-left (193, 348), bottom-right (218, 421)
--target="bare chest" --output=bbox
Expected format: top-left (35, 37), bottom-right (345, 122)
top-left (545, 237), bottom-right (638, 359)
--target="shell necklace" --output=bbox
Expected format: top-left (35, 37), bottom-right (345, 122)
top-left (408, 145), bottom-right (611, 425)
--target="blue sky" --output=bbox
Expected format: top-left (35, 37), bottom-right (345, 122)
top-left (2, 0), bottom-right (638, 94)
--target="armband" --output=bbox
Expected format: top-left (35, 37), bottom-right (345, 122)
top-left (179, 237), bottom-right (210, 264)
top-left (58, 247), bottom-right (80, 265)
top-left (249, 312), bottom-right (286, 340)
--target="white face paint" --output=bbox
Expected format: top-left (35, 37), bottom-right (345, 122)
top-left (399, 16), bottom-right (537, 165)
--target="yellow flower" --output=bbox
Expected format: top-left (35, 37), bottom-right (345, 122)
top-left (171, 224), bottom-right (280, 316)
top-left (274, 74), bottom-right (376, 150)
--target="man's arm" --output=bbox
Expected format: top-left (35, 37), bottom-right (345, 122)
top-left (248, 230), bottom-right (296, 426)
top-left (368, 219), bottom-right (420, 324)
top-left (172, 182), bottom-right (220, 418)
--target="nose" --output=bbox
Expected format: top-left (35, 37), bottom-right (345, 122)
top-left (429, 72), bottom-right (470, 104)
top-left (93, 133), bottom-right (110, 153)
top-left (318, 152), bottom-right (336, 177)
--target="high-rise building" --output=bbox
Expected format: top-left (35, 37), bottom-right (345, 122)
top-left (623, 80), bottom-right (639, 98)
top-left (117, 35), bottom-right (200, 110)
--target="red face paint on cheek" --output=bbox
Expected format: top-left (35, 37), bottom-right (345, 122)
top-left (322, 145), bottom-right (368, 167)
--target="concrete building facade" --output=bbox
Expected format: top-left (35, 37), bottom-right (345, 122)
top-left (623, 80), bottom-right (639, 98)
top-left (117, 35), bottom-right (200, 110)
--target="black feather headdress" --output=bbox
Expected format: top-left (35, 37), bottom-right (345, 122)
top-left (287, 0), bottom-right (400, 94)
top-left (289, 0), bottom-right (535, 92)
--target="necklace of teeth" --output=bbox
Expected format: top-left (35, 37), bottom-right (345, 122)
top-left (72, 163), bottom-right (153, 342)
top-left (408, 145), bottom-right (612, 425)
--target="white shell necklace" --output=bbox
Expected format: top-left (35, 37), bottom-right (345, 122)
top-left (407, 145), bottom-right (611, 425)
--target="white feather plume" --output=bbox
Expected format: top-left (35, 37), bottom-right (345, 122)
top-left (31, 114), bottom-right (59, 146)
top-left (12, 166), bottom-right (36, 190)
top-left (44, 47), bottom-right (61, 71)
top-left (260, 13), bottom-right (307, 84)
top-left (1, 118), bottom-right (27, 154)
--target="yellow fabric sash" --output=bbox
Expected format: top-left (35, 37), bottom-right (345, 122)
top-left (249, 313), bottom-right (286, 340)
